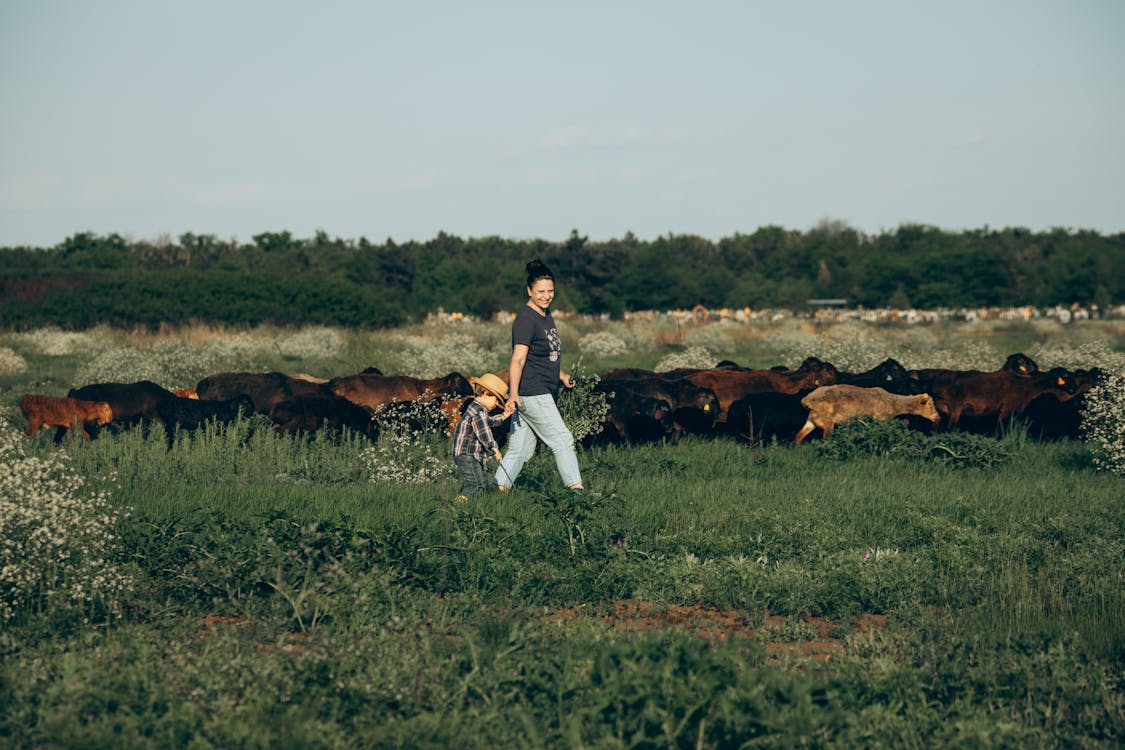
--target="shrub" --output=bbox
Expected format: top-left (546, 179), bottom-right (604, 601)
top-left (8, 327), bottom-right (115, 357)
top-left (1082, 368), bottom-right (1125, 474)
top-left (0, 346), bottom-right (27, 376)
top-left (654, 346), bottom-right (715, 372)
top-left (816, 418), bottom-right (1014, 469)
top-left (0, 420), bottom-right (131, 621)
top-left (386, 333), bottom-right (502, 379)
top-left (275, 326), bottom-right (344, 360)
top-left (578, 331), bottom-right (628, 358)
top-left (74, 341), bottom-right (220, 389)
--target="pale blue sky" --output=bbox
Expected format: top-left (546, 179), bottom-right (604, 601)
top-left (2, 1), bottom-right (1122, 247)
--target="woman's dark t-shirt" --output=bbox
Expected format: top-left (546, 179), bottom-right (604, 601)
top-left (512, 305), bottom-right (561, 397)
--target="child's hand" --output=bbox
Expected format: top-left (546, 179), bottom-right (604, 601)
top-left (493, 448), bottom-right (503, 463)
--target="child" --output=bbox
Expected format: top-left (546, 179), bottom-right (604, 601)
top-left (452, 373), bottom-right (512, 498)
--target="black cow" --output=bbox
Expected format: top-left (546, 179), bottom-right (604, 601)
top-left (65, 380), bottom-right (175, 439)
top-left (156, 395), bottom-right (255, 447)
top-left (1001, 353), bottom-right (1040, 375)
top-left (268, 393), bottom-right (381, 441)
top-left (196, 372), bottom-right (327, 414)
top-left (592, 380), bottom-right (676, 444)
top-left (836, 358), bottom-right (915, 393)
top-left (1022, 367), bottom-right (1103, 439)
top-left (599, 371), bottom-right (719, 438)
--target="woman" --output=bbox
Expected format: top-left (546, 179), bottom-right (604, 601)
top-left (494, 259), bottom-right (584, 491)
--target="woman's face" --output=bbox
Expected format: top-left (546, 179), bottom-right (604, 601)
top-left (527, 279), bottom-right (555, 311)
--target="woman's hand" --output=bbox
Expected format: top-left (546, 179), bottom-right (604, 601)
top-left (560, 372), bottom-right (576, 389)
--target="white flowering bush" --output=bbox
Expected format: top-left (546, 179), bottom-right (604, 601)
top-left (655, 346), bottom-right (715, 372)
top-left (0, 421), bottom-right (131, 621)
top-left (764, 322), bottom-right (1011, 372)
top-left (578, 331), bottom-right (628, 358)
top-left (386, 333), bottom-right (501, 379)
top-left (1082, 369), bottom-right (1125, 474)
top-left (74, 341), bottom-right (220, 389)
top-left (0, 346), bottom-right (28, 376)
top-left (683, 322), bottom-right (736, 354)
top-left (199, 331), bottom-right (276, 370)
top-left (1058, 342), bottom-right (1125, 475)
top-left (360, 400), bottom-right (455, 484)
top-left (276, 326), bottom-right (344, 360)
top-left (9, 326), bottom-right (116, 357)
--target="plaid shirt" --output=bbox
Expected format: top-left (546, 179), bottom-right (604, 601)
top-left (452, 399), bottom-right (504, 461)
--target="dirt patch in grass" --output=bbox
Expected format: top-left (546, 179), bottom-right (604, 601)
top-left (548, 601), bottom-right (889, 661)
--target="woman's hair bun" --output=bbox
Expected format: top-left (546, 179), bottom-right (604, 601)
top-left (526, 259), bottom-right (555, 286)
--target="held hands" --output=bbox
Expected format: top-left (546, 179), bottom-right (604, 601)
top-left (502, 397), bottom-right (518, 417)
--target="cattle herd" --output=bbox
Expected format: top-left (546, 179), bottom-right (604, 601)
top-left (17, 352), bottom-right (1103, 448)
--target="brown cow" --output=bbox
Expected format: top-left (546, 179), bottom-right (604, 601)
top-left (671, 359), bottom-right (837, 425)
top-left (19, 395), bottom-right (113, 441)
top-left (795, 385), bottom-right (940, 445)
top-left (926, 368), bottom-right (1079, 432)
top-left (326, 372), bottom-right (473, 412)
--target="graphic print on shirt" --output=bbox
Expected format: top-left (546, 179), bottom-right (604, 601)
top-left (546, 326), bottom-right (561, 362)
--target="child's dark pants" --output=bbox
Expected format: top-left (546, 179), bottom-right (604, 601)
top-left (454, 454), bottom-right (490, 496)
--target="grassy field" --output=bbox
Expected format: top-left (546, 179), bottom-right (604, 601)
top-left (1, 318), bottom-right (1123, 748)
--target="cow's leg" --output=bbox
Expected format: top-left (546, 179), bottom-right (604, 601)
top-left (25, 418), bottom-right (40, 437)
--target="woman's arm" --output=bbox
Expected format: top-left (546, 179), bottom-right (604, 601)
top-left (506, 344), bottom-right (529, 411)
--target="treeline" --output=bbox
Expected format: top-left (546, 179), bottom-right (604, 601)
top-left (1, 224), bottom-right (1122, 328)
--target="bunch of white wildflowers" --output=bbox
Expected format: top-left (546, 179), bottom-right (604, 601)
top-left (654, 346), bottom-right (715, 372)
top-left (387, 333), bottom-right (501, 379)
top-left (0, 347), bottom-right (28, 376)
top-left (578, 331), bottom-right (628, 358)
top-left (0, 421), bottom-right (131, 621)
top-left (360, 400), bottom-right (455, 485)
top-left (74, 340), bottom-right (219, 389)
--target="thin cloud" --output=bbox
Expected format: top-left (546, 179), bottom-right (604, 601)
top-left (504, 125), bottom-right (681, 157)
top-left (0, 171), bottom-right (368, 209)
top-left (928, 130), bottom-right (987, 147)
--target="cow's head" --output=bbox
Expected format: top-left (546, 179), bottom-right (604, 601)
top-left (916, 394), bottom-right (940, 423)
top-left (441, 372), bottom-right (474, 397)
top-left (95, 402), bottom-right (113, 425)
top-left (1002, 352), bottom-right (1040, 375)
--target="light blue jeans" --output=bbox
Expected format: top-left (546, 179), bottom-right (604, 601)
top-left (495, 394), bottom-right (583, 489)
